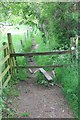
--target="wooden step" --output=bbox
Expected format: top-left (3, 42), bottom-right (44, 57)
top-left (39, 68), bottom-right (53, 81)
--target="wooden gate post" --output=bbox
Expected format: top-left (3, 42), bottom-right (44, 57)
top-left (7, 33), bottom-right (16, 75)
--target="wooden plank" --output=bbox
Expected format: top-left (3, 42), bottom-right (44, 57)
top-left (3, 74), bottom-right (11, 88)
top-left (39, 68), bottom-right (52, 81)
top-left (0, 55), bottom-right (9, 66)
top-left (52, 70), bottom-right (56, 78)
top-left (34, 69), bottom-right (39, 73)
top-left (28, 68), bottom-right (33, 74)
top-left (0, 44), bottom-right (8, 51)
top-left (0, 65), bottom-right (10, 82)
top-left (10, 50), bottom-right (75, 57)
top-left (14, 64), bottom-right (70, 68)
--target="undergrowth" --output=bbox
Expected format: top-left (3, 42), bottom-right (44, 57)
top-left (34, 29), bottom-right (78, 118)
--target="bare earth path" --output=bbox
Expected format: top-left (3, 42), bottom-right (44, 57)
top-left (11, 60), bottom-right (74, 118)
top-left (11, 72), bottom-right (74, 118)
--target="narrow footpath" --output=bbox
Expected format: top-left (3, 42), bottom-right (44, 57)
top-left (8, 42), bottom-right (74, 118)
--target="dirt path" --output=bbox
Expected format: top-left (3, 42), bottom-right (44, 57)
top-left (9, 57), bottom-right (74, 118)
top-left (10, 71), bottom-right (73, 118)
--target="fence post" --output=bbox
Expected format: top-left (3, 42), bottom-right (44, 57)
top-left (7, 33), bottom-right (16, 75)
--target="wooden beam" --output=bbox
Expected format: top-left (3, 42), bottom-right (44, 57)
top-left (3, 74), bottom-right (11, 88)
top-left (39, 68), bottom-right (52, 81)
top-left (0, 65), bottom-right (10, 82)
top-left (10, 50), bottom-right (74, 57)
top-left (0, 55), bottom-right (9, 66)
top-left (14, 64), bottom-right (70, 69)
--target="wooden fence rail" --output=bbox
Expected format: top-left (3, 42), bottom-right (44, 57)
top-left (10, 50), bottom-right (75, 57)
top-left (10, 49), bottom-right (75, 69)
top-left (0, 43), bottom-right (11, 96)
top-left (14, 64), bottom-right (71, 69)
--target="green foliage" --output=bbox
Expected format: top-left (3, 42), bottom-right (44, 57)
top-left (20, 112), bottom-right (30, 117)
top-left (2, 85), bottom-right (19, 118)
top-left (23, 37), bottom-right (32, 52)
top-left (56, 66), bottom-right (78, 117)
top-left (37, 3), bottom-right (78, 49)
top-left (0, 97), bottom-right (5, 110)
top-left (15, 57), bottom-right (28, 80)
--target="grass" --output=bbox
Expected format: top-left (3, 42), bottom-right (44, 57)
top-left (20, 112), bottom-right (30, 117)
top-left (55, 59), bottom-right (78, 117)
top-left (23, 36), bottom-right (33, 52)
